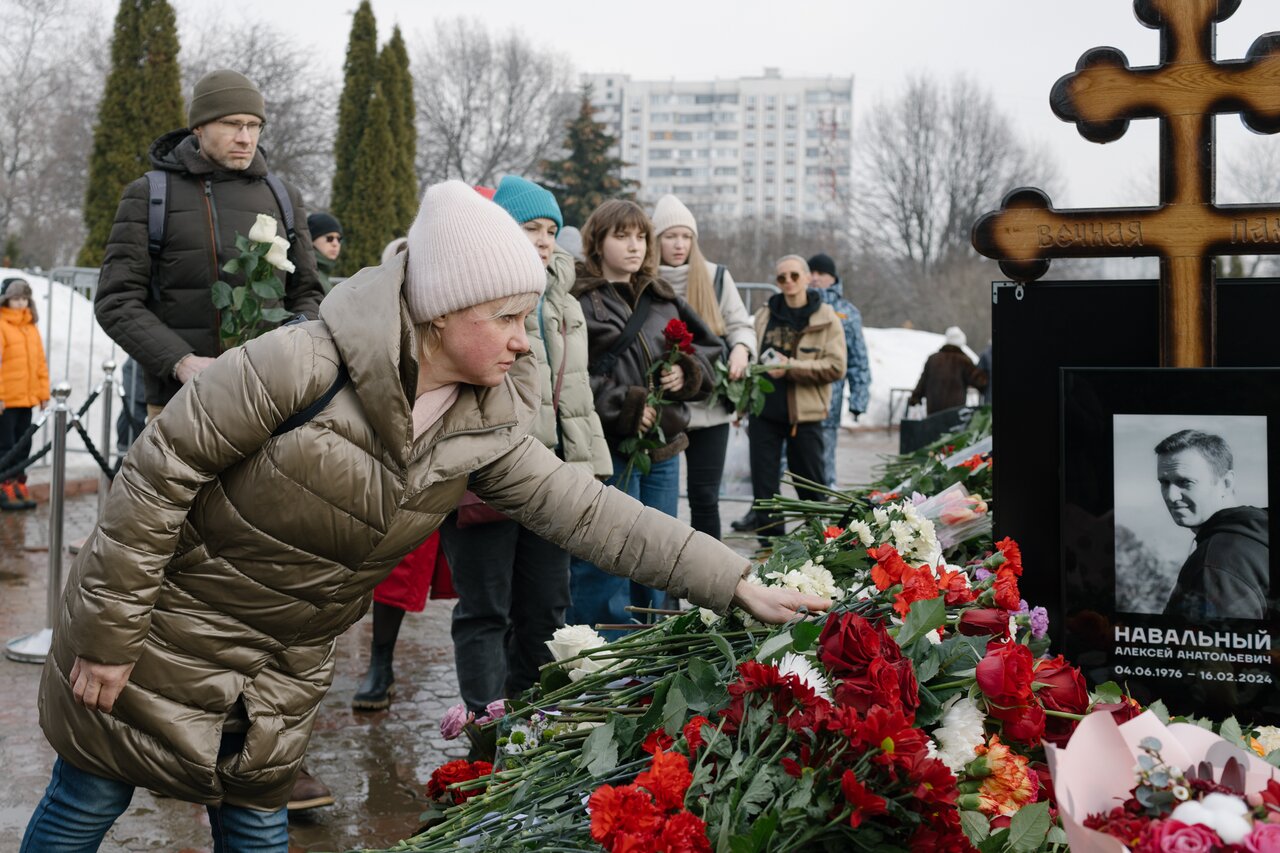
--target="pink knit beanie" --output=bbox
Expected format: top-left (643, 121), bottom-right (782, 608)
top-left (403, 180), bottom-right (546, 323)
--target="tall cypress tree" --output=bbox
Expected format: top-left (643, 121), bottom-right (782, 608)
top-left (331, 0), bottom-right (378, 268)
top-left (380, 26), bottom-right (417, 236)
top-left (540, 88), bottom-right (637, 228)
top-left (344, 84), bottom-right (398, 272)
top-left (77, 0), bottom-right (183, 267)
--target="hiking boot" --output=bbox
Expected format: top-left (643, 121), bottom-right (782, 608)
top-left (14, 480), bottom-right (35, 509)
top-left (287, 767), bottom-right (335, 811)
top-left (351, 641), bottom-right (395, 711)
top-left (0, 481), bottom-right (23, 511)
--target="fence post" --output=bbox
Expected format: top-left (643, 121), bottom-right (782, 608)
top-left (5, 381), bottom-right (72, 663)
top-left (98, 361), bottom-right (116, 519)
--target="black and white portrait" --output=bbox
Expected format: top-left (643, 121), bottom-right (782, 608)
top-left (1113, 414), bottom-right (1270, 618)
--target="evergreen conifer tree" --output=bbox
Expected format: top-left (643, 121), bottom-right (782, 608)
top-left (77, 0), bottom-right (183, 267)
top-left (331, 0), bottom-right (378, 267)
top-left (540, 88), bottom-right (637, 228)
top-left (344, 84), bottom-right (398, 272)
top-left (380, 27), bottom-right (417, 236)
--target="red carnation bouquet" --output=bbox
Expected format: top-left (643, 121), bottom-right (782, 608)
top-left (617, 318), bottom-right (696, 488)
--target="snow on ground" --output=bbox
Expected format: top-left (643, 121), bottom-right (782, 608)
top-left (848, 327), bottom-right (982, 429)
top-left (1, 267), bottom-right (122, 469)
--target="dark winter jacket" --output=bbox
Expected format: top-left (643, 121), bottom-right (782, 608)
top-left (315, 252), bottom-right (337, 294)
top-left (1163, 506), bottom-right (1270, 621)
top-left (909, 344), bottom-right (988, 415)
top-left (572, 267), bottom-right (721, 462)
top-left (814, 280), bottom-right (871, 416)
top-left (94, 129), bottom-right (323, 407)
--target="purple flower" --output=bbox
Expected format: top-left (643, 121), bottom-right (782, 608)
top-left (476, 699), bottom-right (507, 725)
top-left (1030, 606), bottom-right (1050, 639)
top-left (974, 567), bottom-right (993, 581)
top-left (439, 702), bottom-right (474, 740)
top-left (1016, 599), bottom-right (1029, 614)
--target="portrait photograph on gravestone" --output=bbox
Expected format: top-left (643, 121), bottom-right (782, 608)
top-left (1061, 368), bottom-right (1279, 721)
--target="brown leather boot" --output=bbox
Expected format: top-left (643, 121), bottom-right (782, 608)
top-left (287, 766), bottom-right (335, 811)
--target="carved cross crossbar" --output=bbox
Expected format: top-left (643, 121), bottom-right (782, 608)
top-left (971, 0), bottom-right (1280, 367)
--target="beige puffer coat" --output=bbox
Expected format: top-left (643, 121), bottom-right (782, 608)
top-left (39, 256), bottom-right (748, 810)
top-left (526, 247), bottom-right (612, 477)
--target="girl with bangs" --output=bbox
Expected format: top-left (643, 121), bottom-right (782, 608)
top-left (568, 199), bottom-right (725, 631)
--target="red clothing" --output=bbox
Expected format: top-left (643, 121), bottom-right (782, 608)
top-left (372, 532), bottom-right (455, 611)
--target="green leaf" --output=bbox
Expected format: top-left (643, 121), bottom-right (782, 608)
top-left (1147, 699), bottom-right (1170, 724)
top-left (661, 685), bottom-right (688, 736)
top-left (1091, 681), bottom-right (1124, 704)
top-left (577, 720), bottom-right (618, 777)
top-left (235, 234), bottom-right (250, 253)
top-left (211, 280), bottom-right (233, 309)
top-left (755, 630), bottom-right (793, 663)
top-left (897, 596), bottom-right (947, 646)
top-left (977, 828), bottom-right (1009, 853)
top-left (1047, 825), bottom-right (1069, 845)
top-left (231, 286), bottom-right (247, 311)
top-left (251, 277), bottom-right (281, 299)
top-left (728, 811), bottom-right (778, 853)
top-left (637, 680), bottom-right (671, 738)
top-left (260, 307), bottom-right (291, 323)
top-left (738, 769), bottom-right (775, 819)
top-left (790, 620), bottom-right (822, 653)
top-left (1007, 801), bottom-right (1052, 852)
top-left (222, 258), bottom-right (241, 275)
top-left (959, 809), bottom-right (991, 845)
top-left (539, 665), bottom-right (571, 694)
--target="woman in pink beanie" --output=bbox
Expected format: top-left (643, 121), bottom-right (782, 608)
top-left (23, 181), bottom-right (828, 851)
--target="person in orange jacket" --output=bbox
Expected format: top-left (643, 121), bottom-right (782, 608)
top-left (0, 277), bottom-right (50, 510)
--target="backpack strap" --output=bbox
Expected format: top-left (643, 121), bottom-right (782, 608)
top-left (263, 174), bottom-right (296, 243)
top-left (144, 171), bottom-right (168, 256)
top-left (271, 314), bottom-right (349, 436)
top-left (714, 264), bottom-right (726, 302)
top-left (589, 288), bottom-right (654, 377)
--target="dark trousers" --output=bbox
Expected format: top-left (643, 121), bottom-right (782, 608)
top-left (684, 423), bottom-right (730, 541)
top-left (748, 418), bottom-right (826, 542)
top-left (0, 406), bottom-right (34, 478)
top-left (439, 514), bottom-right (571, 713)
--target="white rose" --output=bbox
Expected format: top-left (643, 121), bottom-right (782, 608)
top-left (248, 213), bottom-right (278, 245)
top-left (545, 625), bottom-right (605, 662)
top-left (264, 235), bottom-right (295, 273)
top-left (1256, 725), bottom-right (1280, 755)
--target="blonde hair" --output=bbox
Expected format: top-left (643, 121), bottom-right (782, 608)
top-left (682, 241), bottom-right (725, 337)
top-left (413, 292), bottom-right (541, 363)
top-left (775, 254), bottom-right (810, 275)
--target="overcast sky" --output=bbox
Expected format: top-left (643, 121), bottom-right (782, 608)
top-left (163, 0), bottom-right (1279, 209)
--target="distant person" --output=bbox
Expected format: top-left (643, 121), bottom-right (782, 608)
top-left (0, 278), bottom-right (49, 511)
top-left (977, 341), bottom-right (993, 406)
top-left (807, 253), bottom-right (870, 488)
top-left (749, 255), bottom-right (846, 544)
top-left (308, 212), bottom-right (342, 293)
top-left (557, 225), bottom-right (584, 261)
top-left (94, 69), bottom-right (323, 422)
top-left (1157, 430), bottom-right (1269, 620)
top-left (908, 326), bottom-right (987, 416)
top-left (654, 194), bottom-right (755, 541)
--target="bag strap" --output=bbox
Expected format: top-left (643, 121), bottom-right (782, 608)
top-left (589, 288), bottom-right (654, 376)
top-left (144, 171), bottom-right (168, 256)
top-left (272, 315), bottom-right (349, 436)
top-left (263, 174), bottom-right (297, 244)
top-left (714, 264), bottom-right (725, 302)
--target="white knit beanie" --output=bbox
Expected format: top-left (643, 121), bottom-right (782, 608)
top-left (651, 194), bottom-right (698, 238)
top-left (403, 180), bottom-right (546, 323)
top-left (944, 326), bottom-right (967, 348)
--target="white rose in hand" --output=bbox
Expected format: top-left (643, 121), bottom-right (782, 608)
top-left (247, 213), bottom-right (278, 245)
top-left (264, 235), bottom-right (295, 273)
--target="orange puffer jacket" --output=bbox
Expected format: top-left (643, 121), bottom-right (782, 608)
top-left (0, 306), bottom-right (50, 409)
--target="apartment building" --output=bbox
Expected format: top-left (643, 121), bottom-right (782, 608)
top-left (583, 68), bottom-right (853, 224)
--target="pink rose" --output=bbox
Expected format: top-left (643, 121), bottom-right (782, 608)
top-left (1139, 819), bottom-right (1222, 853)
top-left (439, 702), bottom-right (474, 740)
top-left (475, 699), bottom-right (507, 725)
top-left (1245, 822), bottom-right (1280, 853)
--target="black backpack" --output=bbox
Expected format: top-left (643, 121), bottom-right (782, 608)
top-left (143, 170), bottom-right (296, 256)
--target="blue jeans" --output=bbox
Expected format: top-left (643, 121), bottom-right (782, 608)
top-left (22, 756), bottom-right (289, 852)
top-left (567, 453), bottom-right (679, 636)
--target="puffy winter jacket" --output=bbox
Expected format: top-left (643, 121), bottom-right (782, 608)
top-left (573, 268), bottom-right (722, 462)
top-left (40, 255), bottom-right (748, 809)
top-left (94, 129), bottom-right (323, 407)
top-left (0, 307), bottom-right (49, 408)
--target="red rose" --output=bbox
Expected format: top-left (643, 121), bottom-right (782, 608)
top-left (1033, 655), bottom-right (1089, 745)
top-left (663, 318), bottom-right (695, 354)
top-left (958, 608), bottom-right (1010, 638)
top-left (1000, 702), bottom-right (1046, 745)
top-left (976, 641), bottom-right (1034, 703)
top-left (1139, 819), bottom-right (1221, 853)
top-left (819, 612), bottom-right (891, 674)
top-left (1094, 697), bottom-right (1144, 725)
top-left (820, 612), bottom-right (919, 722)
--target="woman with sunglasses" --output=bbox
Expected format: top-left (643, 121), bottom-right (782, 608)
top-left (748, 254), bottom-right (847, 545)
top-left (652, 195), bottom-right (755, 542)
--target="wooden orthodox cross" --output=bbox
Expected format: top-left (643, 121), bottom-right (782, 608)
top-left (971, 0), bottom-right (1280, 367)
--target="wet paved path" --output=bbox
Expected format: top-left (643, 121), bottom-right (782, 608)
top-left (0, 427), bottom-right (896, 852)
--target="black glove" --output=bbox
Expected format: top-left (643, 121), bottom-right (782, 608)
top-left (849, 410), bottom-right (861, 422)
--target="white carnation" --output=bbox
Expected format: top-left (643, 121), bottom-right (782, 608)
top-left (1257, 725), bottom-right (1280, 755)
top-left (849, 520), bottom-right (874, 546)
top-left (873, 507), bottom-right (890, 528)
top-left (777, 652), bottom-right (831, 700)
top-left (933, 696), bottom-right (986, 772)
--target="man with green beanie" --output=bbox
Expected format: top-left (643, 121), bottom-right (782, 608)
top-left (95, 69), bottom-right (324, 421)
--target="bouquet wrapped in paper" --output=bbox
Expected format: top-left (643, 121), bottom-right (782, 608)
top-left (912, 481), bottom-right (992, 549)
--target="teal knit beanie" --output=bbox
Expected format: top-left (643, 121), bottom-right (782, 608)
top-left (493, 175), bottom-right (563, 231)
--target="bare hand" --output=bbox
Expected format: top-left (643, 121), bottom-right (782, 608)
top-left (70, 656), bottom-right (135, 713)
top-left (174, 355), bottom-right (216, 384)
top-left (639, 405), bottom-right (657, 433)
top-left (766, 353), bottom-right (790, 380)
top-left (728, 345), bottom-right (750, 380)
top-left (659, 364), bottom-right (684, 393)
top-left (731, 579), bottom-right (830, 625)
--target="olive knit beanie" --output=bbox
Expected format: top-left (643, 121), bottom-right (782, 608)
top-left (403, 181), bottom-right (546, 323)
top-left (188, 70), bottom-right (266, 128)
top-left (492, 176), bottom-right (563, 231)
top-left (651, 194), bottom-right (698, 238)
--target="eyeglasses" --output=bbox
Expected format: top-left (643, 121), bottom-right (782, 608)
top-left (775, 271), bottom-right (804, 284)
top-left (215, 119), bottom-right (266, 135)
top-left (322, 234), bottom-right (342, 244)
